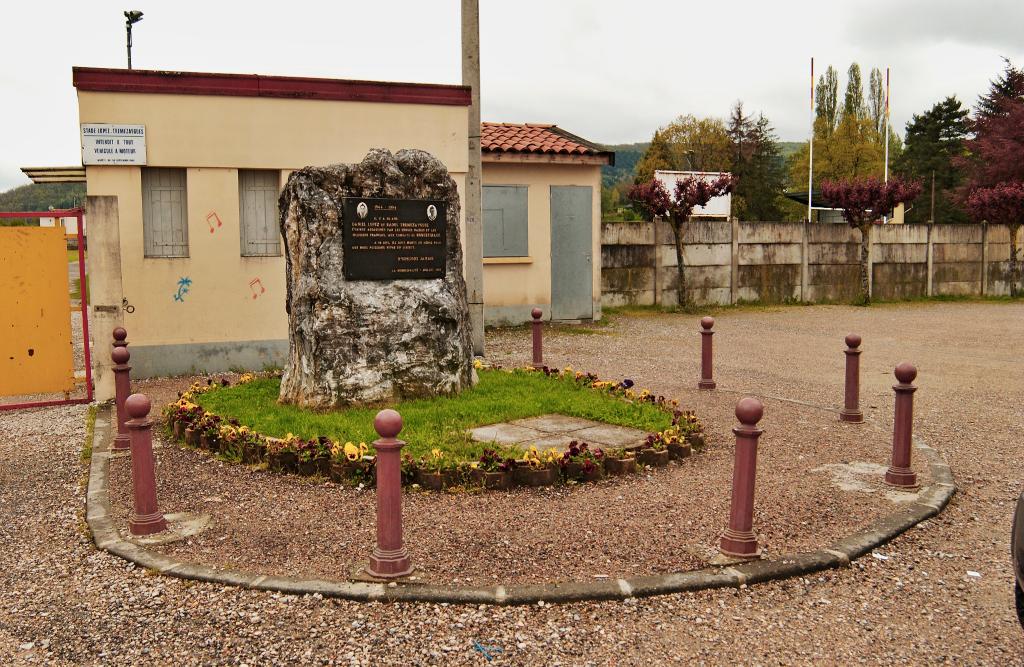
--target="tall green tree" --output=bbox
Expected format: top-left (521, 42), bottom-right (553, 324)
top-left (868, 68), bottom-right (886, 137)
top-left (634, 129), bottom-right (674, 183)
top-left (635, 115), bottom-right (732, 183)
top-left (788, 62), bottom-right (898, 204)
top-left (816, 65), bottom-right (840, 135)
top-left (894, 96), bottom-right (970, 223)
top-left (842, 63), bottom-right (866, 121)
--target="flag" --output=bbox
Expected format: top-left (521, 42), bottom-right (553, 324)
top-left (811, 57), bottom-right (815, 110)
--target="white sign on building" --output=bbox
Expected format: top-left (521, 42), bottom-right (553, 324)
top-left (40, 216), bottom-right (86, 235)
top-left (81, 124), bottom-right (147, 165)
top-left (654, 170), bottom-right (732, 218)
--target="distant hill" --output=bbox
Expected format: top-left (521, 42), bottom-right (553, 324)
top-left (0, 182), bottom-right (86, 225)
top-left (600, 142), bottom-right (649, 187)
top-left (779, 141), bottom-right (804, 161)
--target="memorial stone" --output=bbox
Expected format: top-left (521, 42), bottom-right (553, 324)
top-left (278, 149), bottom-right (474, 408)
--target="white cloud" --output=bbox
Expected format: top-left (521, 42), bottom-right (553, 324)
top-left (0, 0), bottom-right (1022, 190)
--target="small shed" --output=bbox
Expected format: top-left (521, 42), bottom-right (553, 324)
top-left (480, 123), bottom-right (613, 324)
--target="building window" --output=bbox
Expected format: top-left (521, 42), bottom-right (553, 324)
top-left (142, 168), bottom-right (188, 257)
top-left (483, 185), bottom-right (528, 257)
top-left (239, 170), bottom-right (282, 257)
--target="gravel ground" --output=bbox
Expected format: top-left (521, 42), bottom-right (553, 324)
top-left (107, 387), bottom-right (924, 587)
top-left (0, 301), bottom-right (1022, 664)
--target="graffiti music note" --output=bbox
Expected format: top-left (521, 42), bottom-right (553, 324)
top-left (249, 278), bottom-right (266, 299)
top-left (174, 277), bottom-right (192, 303)
top-left (206, 211), bottom-right (223, 234)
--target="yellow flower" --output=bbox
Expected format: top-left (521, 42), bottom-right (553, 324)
top-left (470, 462), bottom-right (479, 469)
top-left (359, 442), bottom-right (368, 455)
top-left (344, 442), bottom-right (360, 462)
top-left (431, 448), bottom-right (444, 459)
top-left (473, 359), bottom-right (483, 370)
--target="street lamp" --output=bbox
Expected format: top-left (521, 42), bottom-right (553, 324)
top-left (125, 10), bottom-right (143, 70)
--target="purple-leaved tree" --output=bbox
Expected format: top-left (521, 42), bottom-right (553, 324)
top-left (966, 182), bottom-right (1024, 296)
top-left (820, 176), bottom-right (922, 304)
top-left (629, 175), bottom-right (735, 308)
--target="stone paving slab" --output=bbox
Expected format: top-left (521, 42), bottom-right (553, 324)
top-left (572, 423), bottom-right (648, 448)
top-left (509, 414), bottom-right (598, 433)
top-left (470, 414), bottom-right (648, 451)
top-left (468, 423), bottom-right (545, 444)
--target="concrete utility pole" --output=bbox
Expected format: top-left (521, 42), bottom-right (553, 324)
top-left (462, 0), bottom-right (485, 356)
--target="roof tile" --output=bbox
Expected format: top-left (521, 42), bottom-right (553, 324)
top-left (481, 122), bottom-right (608, 158)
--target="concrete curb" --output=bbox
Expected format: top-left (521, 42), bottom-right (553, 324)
top-left (85, 404), bottom-right (956, 605)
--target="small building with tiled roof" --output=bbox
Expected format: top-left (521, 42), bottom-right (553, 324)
top-left (481, 123), bottom-right (615, 164)
top-left (479, 122), bottom-right (613, 325)
top-left (69, 68), bottom-right (613, 393)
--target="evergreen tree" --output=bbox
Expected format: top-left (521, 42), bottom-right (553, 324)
top-left (634, 129), bottom-right (674, 184)
top-left (961, 60), bottom-right (1024, 189)
top-left (894, 96), bottom-right (970, 223)
top-left (728, 101), bottom-right (785, 220)
top-left (975, 58), bottom-right (1024, 122)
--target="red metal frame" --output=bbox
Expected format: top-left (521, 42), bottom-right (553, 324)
top-left (73, 67), bottom-right (472, 106)
top-left (0, 207), bottom-right (93, 411)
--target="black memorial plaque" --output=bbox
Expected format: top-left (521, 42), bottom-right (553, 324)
top-left (342, 197), bottom-right (447, 280)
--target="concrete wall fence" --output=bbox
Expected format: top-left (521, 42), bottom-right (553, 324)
top-left (601, 220), bottom-right (1022, 307)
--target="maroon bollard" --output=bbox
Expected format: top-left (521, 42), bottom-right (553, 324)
top-left (112, 328), bottom-right (132, 451)
top-left (698, 316), bottom-right (716, 390)
top-left (366, 409), bottom-right (413, 578)
top-left (839, 333), bottom-right (864, 423)
top-left (885, 362), bottom-right (919, 489)
top-left (125, 393), bottom-right (168, 536)
top-left (719, 397), bottom-right (764, 559)
top-left (531, 308), bottom-right (544, 368)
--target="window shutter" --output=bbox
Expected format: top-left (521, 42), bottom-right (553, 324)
top-left (142, 168), bottom-right (189, 258)
top-left (239, 170), bottom-right (282, 257)
top-left (483, 185), bottom-right (528, 257)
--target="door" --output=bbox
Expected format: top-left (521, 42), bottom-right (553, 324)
top-left (550, 186), bottom-right (593, 320)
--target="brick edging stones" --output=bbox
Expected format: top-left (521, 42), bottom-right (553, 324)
top-left (85, 402), bottom-right (956, 605)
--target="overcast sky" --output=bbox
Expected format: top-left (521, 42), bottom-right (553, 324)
top-left (1, 0), bottom-right (1022, 190)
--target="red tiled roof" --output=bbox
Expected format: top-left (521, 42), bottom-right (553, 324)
top-left (481, 122), bottom-right (613, 162)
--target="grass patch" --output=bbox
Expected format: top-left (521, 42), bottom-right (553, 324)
top-left (82, 404), bottom-right (97, 463)
top-left (196, 370), bottom-right (672, 460)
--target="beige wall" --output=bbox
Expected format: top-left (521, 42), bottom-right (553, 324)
top-left (481, 162), bottom-right (602, 323)
top-left (78, 91), bottom-right (469, 172)
top-left (81, 90), bottom-right (469, 385)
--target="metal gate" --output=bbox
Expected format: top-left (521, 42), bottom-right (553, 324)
top-left (550, 186), bottom-right (594, 320)
top-left (0, 208), bottom-right (93, 410)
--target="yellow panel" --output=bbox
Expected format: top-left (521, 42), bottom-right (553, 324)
top-left (0, 227), bottom-right (74, 396)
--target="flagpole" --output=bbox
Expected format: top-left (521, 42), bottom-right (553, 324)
top-left (883, 67), bottom-right (890, 223)
top-left (808, 57), bottom-right (815, 223)
top-left (884, 67), bottom-right (890, 183)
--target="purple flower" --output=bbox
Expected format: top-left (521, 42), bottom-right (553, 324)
top-left (621, 379), bottom-right (635, 389)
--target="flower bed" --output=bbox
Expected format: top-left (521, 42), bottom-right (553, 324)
top-left (164, 366), bottom-right (706, 492)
